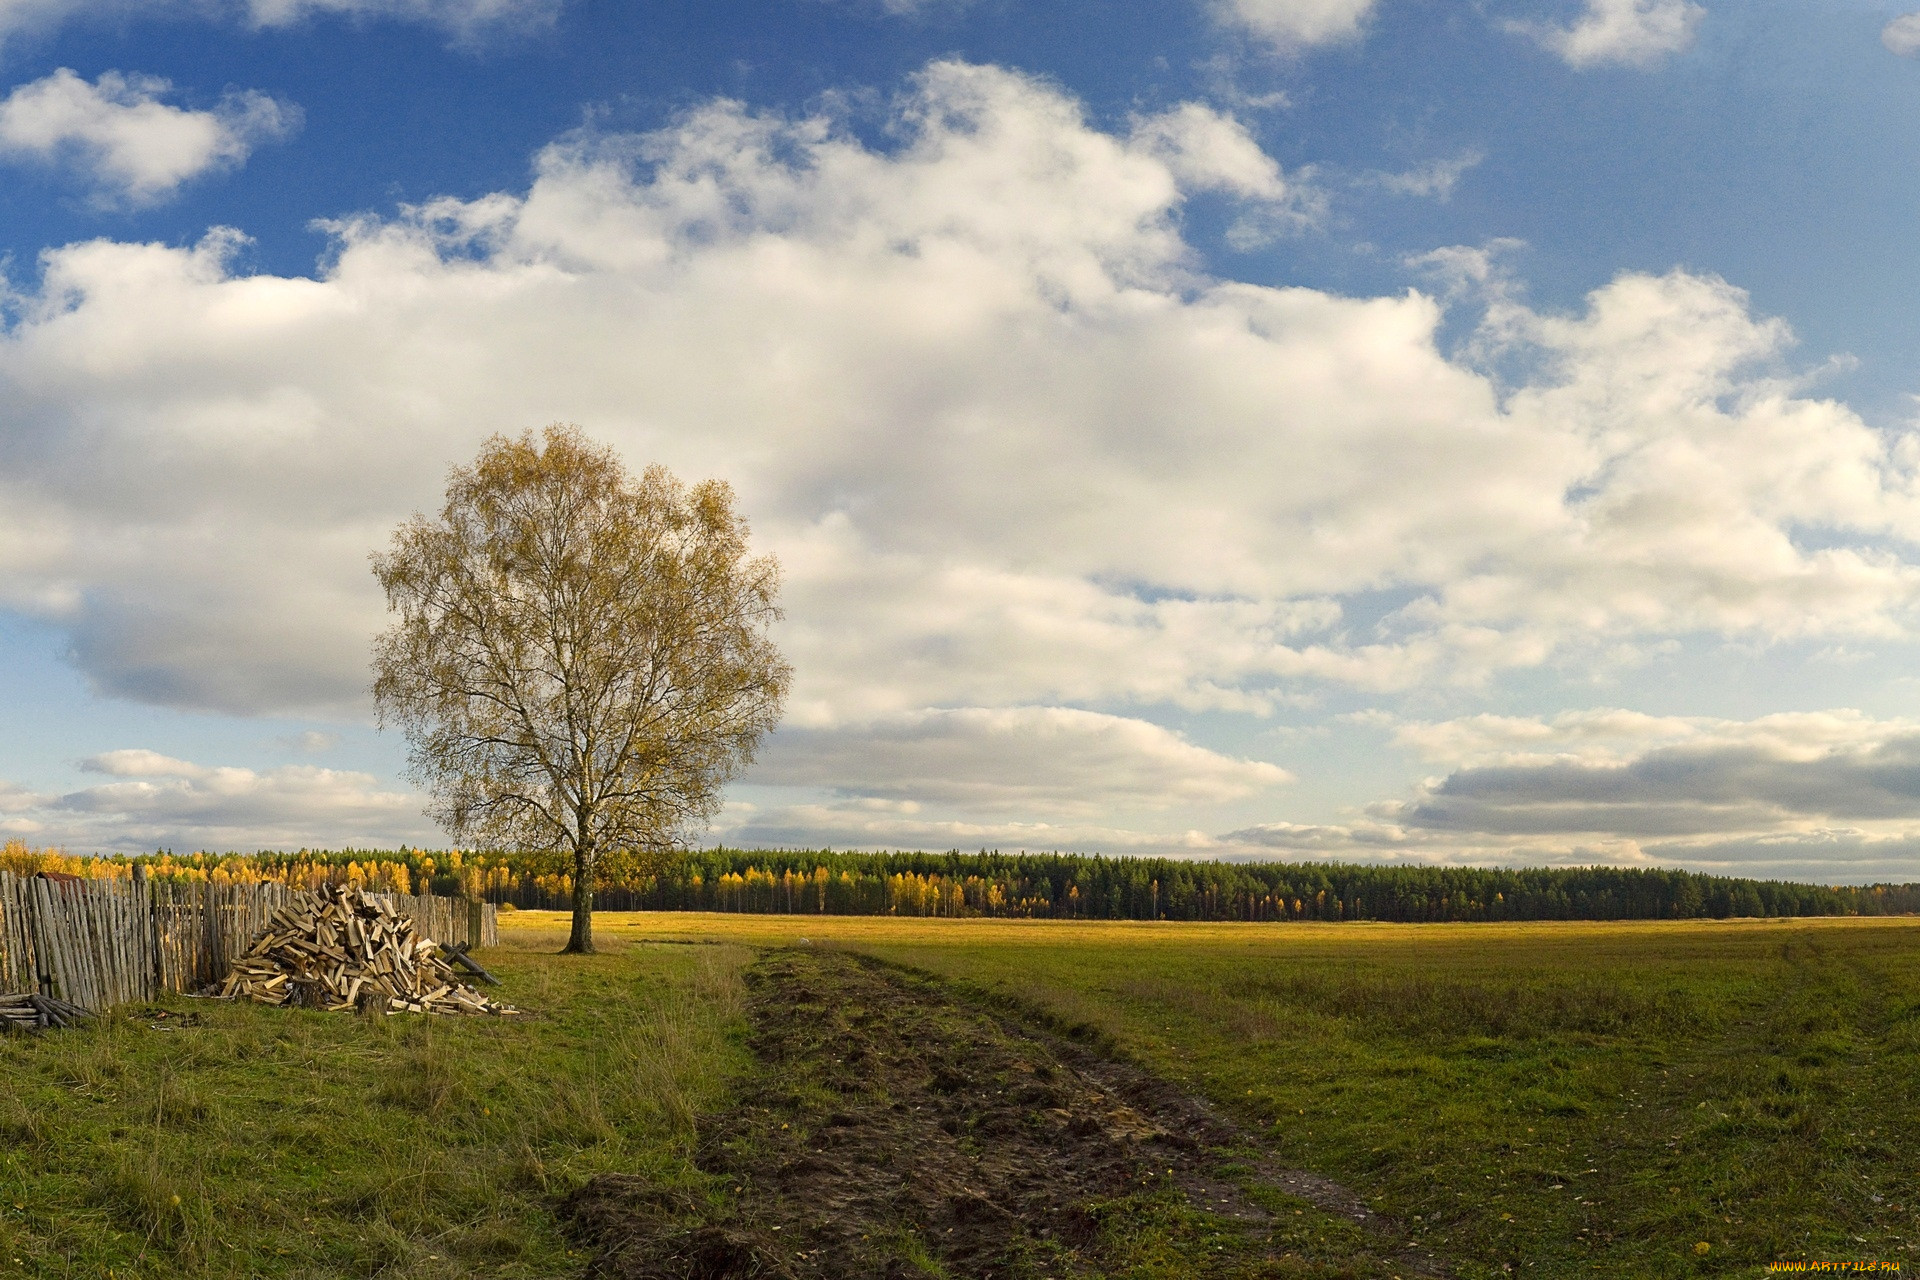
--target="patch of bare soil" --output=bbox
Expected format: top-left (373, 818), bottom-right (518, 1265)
top-left (567, 948), bottom-right (1443, 1279)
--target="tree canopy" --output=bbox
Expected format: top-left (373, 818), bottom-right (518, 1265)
top-left (371, 425), bottom-right (789, 952)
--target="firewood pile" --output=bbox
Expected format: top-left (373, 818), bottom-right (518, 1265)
top-left (218, 882), bottom-right (516, 1016)
top-left (0, 992), bottom-right (91, 1031)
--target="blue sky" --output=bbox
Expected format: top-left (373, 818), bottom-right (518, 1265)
top-left (5, 0), bottom-right (1920, 880)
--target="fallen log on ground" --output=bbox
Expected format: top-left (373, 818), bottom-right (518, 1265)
top-left (0, 992), bottom-right (92, 1031)
top-left (439, 941), bottom-right (501, 986)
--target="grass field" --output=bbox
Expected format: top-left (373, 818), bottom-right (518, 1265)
top-left (539, 911), bottom-right (1920, 1278)
top-left (0, 911), bottom-right (1914, 1277)
top-left (0, 930), bottom-right (752, 1278)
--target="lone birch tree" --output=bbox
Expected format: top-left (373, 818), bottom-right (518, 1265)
top-left (371, 425), bottom-right (790, 953)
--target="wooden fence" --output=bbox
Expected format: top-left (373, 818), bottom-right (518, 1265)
top-left (0, 871), bottom-right (496, 1012)
top-left (0, 873), bottom-right (158, 1012)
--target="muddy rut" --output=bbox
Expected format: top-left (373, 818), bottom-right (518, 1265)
top-left (567, 947), bottom-right (1445, 1279)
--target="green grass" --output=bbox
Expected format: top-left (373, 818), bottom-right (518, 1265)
top-left (0, 934), bottom-right (751, 1278)
top-left (884, 920), bottom-right (1920, 1277)
top-left (3, 912), bottom-right (1917, 1278)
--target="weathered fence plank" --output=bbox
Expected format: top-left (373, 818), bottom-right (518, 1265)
top-left (0, 873), bottom-right (31, 992)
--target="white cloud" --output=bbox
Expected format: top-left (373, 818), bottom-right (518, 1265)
top-left (1513, 0), bottom-right (1704, 69)
top-left (1, 58), bottom-right (1918, 797)
top-left (0, 0), bottom-right (555, 45)
top-left (1389, 707), bottom-right (1920, 768)
top-left (1209, 0), bottom-right (1377, 52)
top-left (81, 748), bottom-right (209, 777)
top-left (1884, 13), bottom-right (1920, 57)
top-left (718, 801), bottom-right (1226, 854)
top-left (1370, 150), bottom-right (1483, 201)
top-left (1128, 102), bottom-right (1322, 244)
top-left (748, 707), bottom-right (1291, 817)
top-left (1128, 103), bottom-right (1293, 204)
top-left (0, 750), bottom-right (426, 851)
top-left (1428, 269), bottom-right (1920, 653)
top-left (237, 0), bottom-right (553, 28)
top-left (0, 69), bottom-right (298, 207)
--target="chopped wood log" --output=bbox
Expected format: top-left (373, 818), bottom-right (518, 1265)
top-left (216, 883), bottom-right (517, 1017)
top-left (0, 992), bottom-right (93, 1031)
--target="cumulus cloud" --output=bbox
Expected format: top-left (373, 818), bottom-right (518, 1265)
top-left (0, 750), bottom-right (426, 851)
top-left (2, 59), bottom-right (1919, 783)
top-left (1208, 0), bottom-right (1377, 52)
top-left (0, 69), bottom-right (298, 206)
top-left (1128, 103), bottom-right (1293, 203)
top-left (0, 0), bottom-right (555, 45)
top-left (1513, 0), bottom-right (1704, 69)
top-left (1128, 102), bottom-right (1323, 244)
top-left (747, 707), bottom-right (1292, 817)
top-left (1884, 13), bottom-right (1920, 57)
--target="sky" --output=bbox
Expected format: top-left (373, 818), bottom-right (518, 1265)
top-left (4, 0), bottom-right (1920, 880)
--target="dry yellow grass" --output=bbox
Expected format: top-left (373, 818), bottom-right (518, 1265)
top-left (497, 906), bottom-right (1920, 951)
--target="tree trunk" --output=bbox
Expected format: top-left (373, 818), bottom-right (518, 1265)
top-left (564, 838), bottom-right (597, 954)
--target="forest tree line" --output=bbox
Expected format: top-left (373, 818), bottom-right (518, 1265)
top-left (534, 847), bottom-right (1920, 921)
top-left (9, 842), bottom-right (1915, 923)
